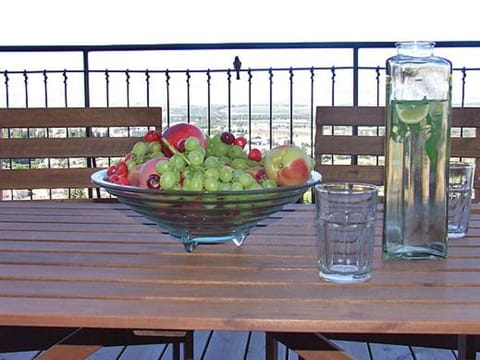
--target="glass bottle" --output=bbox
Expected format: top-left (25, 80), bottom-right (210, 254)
top-left (383, 41), bottom-right (452, 260)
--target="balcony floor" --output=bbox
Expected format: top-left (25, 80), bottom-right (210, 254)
top-left (0, 330), bottom-right (473, 360)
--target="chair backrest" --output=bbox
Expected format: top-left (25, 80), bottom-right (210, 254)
top-left (1, 107), bottom-right (162, 200)
top-left (315, 106), bottom-right (480, 201)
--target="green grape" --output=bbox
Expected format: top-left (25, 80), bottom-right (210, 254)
top-left (185, 136), bottom-right (201, 152)
top-left (262, 179), bottom-right (278, 189)
top-left (131, 141), bottom-right (148, 160)
top-left (160, 171), bottom-right (178, 189)
top-left (204, 156), bottom-right (220, 169)
top-left (238, 173), bottom-right (254, 187)
top-left (205, 145), bottom-right (216, 157)
top-left (188, 150), bottom-right (205, 166)
top-left (204, 167), bottom-right (220, 180)
top-left (148, 151), bottom-right (164, 160)
top-left (189, 174), bottom-right (204, 191)
top-left (182, 177), bottom-right (191, 190)
top-left (210, 134), bottom-right (222, 145)
top-left (231, 158), bottom-right (249, 170)
top-left (170, 153), bottom-right (186, 171)
top-left (218, 156), bottom-right (231, 165)
top-left (216, 142), bottom-right (229, 156)
top-left (231, 181), bottom-right (243, 191)
top-left (126, 159), bottom-right (137, 171)
top-left (232, 168), bottom-right (244, 180)
top-left (204, 177), bottom-right (219, 191)
top-left (181, 167), bottom-right (193, 179)
top-left (228, 145), bottom-right (247, 159)
top-left (247, 182), bottom-right (263, 190)
top-left (219, 166), bottom-right (234, 182)
top-left (218, 182), bottom-right (232, 191)
top-left (147, 141), bottom-right (162, 154)
top-left (156, 159), bottom-right (172, 174)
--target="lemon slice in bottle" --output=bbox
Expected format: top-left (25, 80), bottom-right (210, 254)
top-left (395, 102), bottom-right (430, 124)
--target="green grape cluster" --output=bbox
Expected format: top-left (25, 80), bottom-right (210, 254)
top-left (127, 141), bottom-right (164, 170)
top-left (154, 135), bottom-right (277, 191)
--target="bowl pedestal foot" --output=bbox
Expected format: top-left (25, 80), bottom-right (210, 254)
top-left (180, 232), bottom-right (249, 252)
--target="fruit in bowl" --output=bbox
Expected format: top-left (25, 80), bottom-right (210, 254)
top-left (92, 124), bottom-right (321, 252)
top-left (264, 144), bottom-right (315, 186)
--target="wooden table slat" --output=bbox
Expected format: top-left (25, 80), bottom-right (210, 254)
top-left (1, 201), bottom-right (480, 343)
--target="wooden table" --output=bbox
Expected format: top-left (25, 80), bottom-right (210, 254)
top-left (0, 200), bottom-right (479, 359)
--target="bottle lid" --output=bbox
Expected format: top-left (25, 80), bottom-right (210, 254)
top-left (395, 41), bottom-right (435, 56)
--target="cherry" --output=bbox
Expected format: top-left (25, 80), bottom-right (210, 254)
top-left (233, 136), bottom-right (247, 149)
top-left (144, 130), bottom-right (161, 142)
top-left (248, 148), bottom-right (262, 162)
top-left (107, 161), bottom-right (128, 182)
top-left (109, 174), bottom-right (120, 183)
top-left (115, 162), bottom-right (128, 177)
top-left (117, 175), bottom-right (130, 186)
top-left (221, 131), bottom-right (235, 145)
top-left (107, 165), bottom-right (117, 177)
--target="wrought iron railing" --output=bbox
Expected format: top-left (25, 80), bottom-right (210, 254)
top-left (1, 41), bottom-right (480, 200)
top-left (2, 42), bottom-right (480, 150)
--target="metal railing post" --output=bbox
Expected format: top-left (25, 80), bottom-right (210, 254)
top-left (353, 46), bottom-right (359, 107)
top-left (83, 49), bottom-right (90, 108)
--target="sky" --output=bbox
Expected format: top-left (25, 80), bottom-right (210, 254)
top-left (1, 0), bottom-right (479, 45)
top-left (0, 0), bottom-right (479, 109)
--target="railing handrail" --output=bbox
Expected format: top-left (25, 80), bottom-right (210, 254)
top-left (1, 40), bottom-right (480, 53)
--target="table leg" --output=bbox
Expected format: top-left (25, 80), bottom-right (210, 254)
top-left (457, 335), bottom-right (477, 360)
top-left (265, 332), bottom-right (279, 360)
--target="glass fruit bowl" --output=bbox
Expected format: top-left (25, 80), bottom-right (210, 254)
top-left (91, 169), bottom-right (321, 252)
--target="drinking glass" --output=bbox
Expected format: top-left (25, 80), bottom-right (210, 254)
top-left (314, 183), bottom-right (378, 283)
top-left (448, 162), bottom-right (475, 238)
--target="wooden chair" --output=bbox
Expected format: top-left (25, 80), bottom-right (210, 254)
top-left (0, 107), bottom-right (194, 359)
top-left (314, 106), bottom-right (480, 201)
top-left (0, 107), bottom-right (161, 200)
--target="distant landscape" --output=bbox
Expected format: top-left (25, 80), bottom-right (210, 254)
top-left (168, 103), bottom-right (315, 152)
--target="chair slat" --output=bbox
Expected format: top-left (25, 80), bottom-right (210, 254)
top-left (316, 165), bottom-right (383, 185)
top-left (316, 135), bottom-right (384, 156)
top-left (2, 137), bottom-right (144, 158)
top-left (315, 106), bottom-right (480, 201)
top-left (315, 106), bottom-right (384, 126)
top-left (1, 107), bottom-right (162, 198)
top-left (0, 107), bottom-right (161, 128)
top-left (0, 168), bottom-right (107, 189)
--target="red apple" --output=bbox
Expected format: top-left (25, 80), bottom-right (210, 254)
top-left (136, 157), bottom-right (168, 188)
top-left (263, 145), bottom-right (313, 186)
top-left (161, 123), bottom-right (207, 157)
